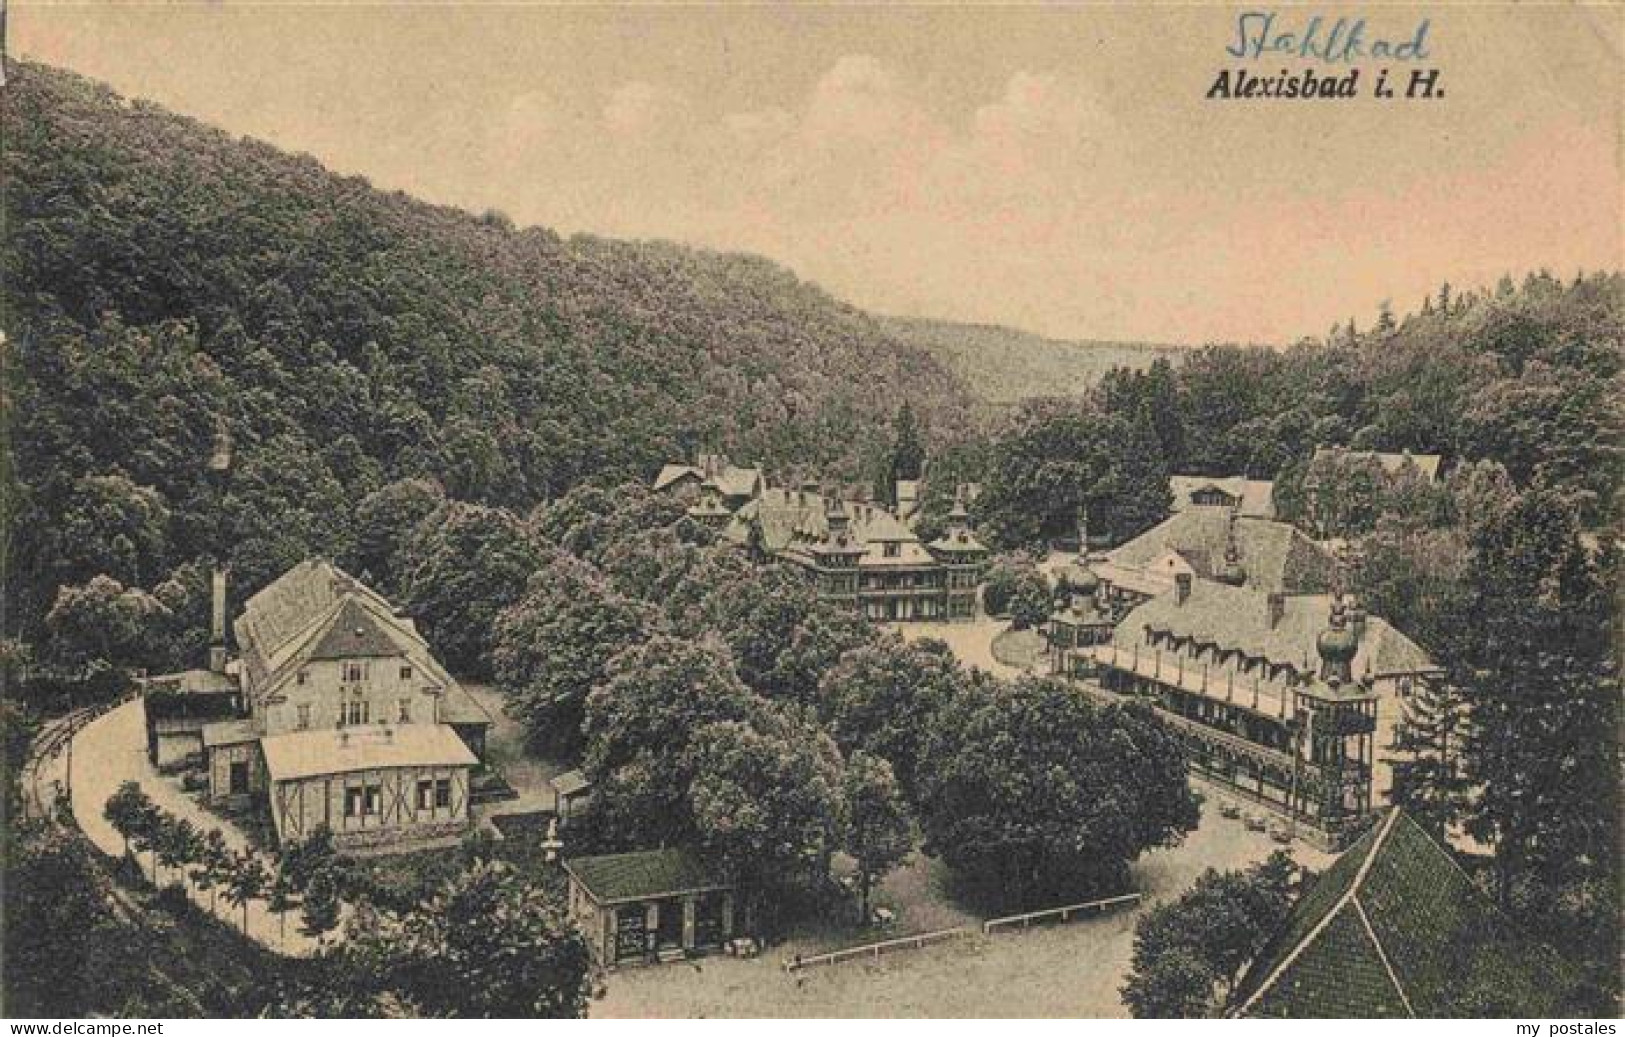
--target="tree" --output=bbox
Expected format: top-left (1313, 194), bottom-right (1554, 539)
top-left (688, 718), bottom-right (845, 918)
top-left (123, 794), bottom-right (163, 883)
top-left (156, 816), bottom-right (199, 892)
top-left (1094, 404), bottom-right (1172, 543)
top-left (885, 403), bottom-right (927, 498)
top-left (534, 482), bottom-right (688, 567)
top-left (3, 824), bottom-right (152, 1016)
top-left (1006, 572), bottom-right (1054, 631)
top-left (397, 502), bottom-right (545, 677)
top-left (578, 636), bottom-right (766, 850)
top-left (299, 865), bottom-right (344, 943)
top-left (226, 851), bottom-right (269, 935)
top-left (279, 823), bottom-right (339, 894)
top-left (342, 860), bottom-right (592, 1018)
top-left (1120, 852), bottom-right (1299, 1018)
top-left (917, 678), bottom-right (1199, 908)
top-left (1385, 678), bottom-right (1472, 841)
top-left (349, 478), bottom-right (447, 595)
top-left (1456, 488), bottom-right (1619, 999)
top-left (818, 635), bottom-right (966, 797)
top-left (267, 865), bottom-right (297, 947)
top-left (103, 781), bottom-right (151, 865)
top-left (44, 575), bottom-right (173, 674)
top-left (840, 751), bottom-right (914, 922)
top-left (698, 563), bottom-right (875, 707)
top-left (46, 473), bottom-right (171, 589)
top-left (190, 828), bottom-right (229, 915)
top-left (981, 555), bottom-right (1040, 617)
top-left (492, 553), bottom-right (659, 755)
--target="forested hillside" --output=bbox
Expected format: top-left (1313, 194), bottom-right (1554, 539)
top-left (1, 63), bottom-right (973, 644)
top-left (881, 316), bottom-right (1185, 404)
top-left (964, 274), bottom-right (1624, 550)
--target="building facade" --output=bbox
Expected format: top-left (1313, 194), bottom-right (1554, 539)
top-left (191, 560), bottom-right (492, 850)
top-left (1073, 574), bottom-right (1436, 849)
top-left (719, 484), bottom-right (989, 621)
top-left (564, 848), bottom-right (740, 966)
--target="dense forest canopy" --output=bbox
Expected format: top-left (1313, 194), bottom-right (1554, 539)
top-left (1, 62), bottom-right (975, 643)
top-left (961, 273), bottom-right (1623, 552)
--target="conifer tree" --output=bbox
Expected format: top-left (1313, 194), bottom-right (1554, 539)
top-left (1385, 678), bottom-right (1471, 840)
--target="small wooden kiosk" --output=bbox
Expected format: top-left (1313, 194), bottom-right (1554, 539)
top-left (563, 848), bottom-right (739, 966)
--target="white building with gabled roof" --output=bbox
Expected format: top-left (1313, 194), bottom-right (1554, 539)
top-left (200, 559), bottom-right (492, 850)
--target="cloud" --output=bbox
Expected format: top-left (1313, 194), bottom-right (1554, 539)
top-left (603, 80), bottom-right (689, 138)
top-left (973, 71), bottom-right (1112, 151)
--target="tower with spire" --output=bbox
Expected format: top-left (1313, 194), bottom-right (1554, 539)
top-left (1288, 596), bottom-right (1379, 844)
top-left (807, 489), bottom-right (865, 608)
top-left (927, 485), bottom-right (990, 620)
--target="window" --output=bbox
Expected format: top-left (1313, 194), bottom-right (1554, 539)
top-left (400, 665), bottom-right (413, 680)
top-left (344, 787), bottom-right (363, 818)
top-left (341, 699), bottom-right (369, 727)
top-left (296, 704), bottom-right (311, 730)
top-left (343, 661), bottom-right (368, 683)
top-left (229, 760), bottom-right (250, 795)
top-left (435, 778), bottom-right (452, 809)
top-left (397, 698), bottom-right (411, 723)
top-left (883, 542), bottom-right (900, 558)
top-left (363, 785), bottom-right (382, 816)
top-left (416, 779), bottom-right (435, 811)
top-left (296, 670), bottom-right (308, 686)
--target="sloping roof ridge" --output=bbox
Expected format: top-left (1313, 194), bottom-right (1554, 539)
top-left (1351, 893), bottom-right (1416, 1016)
top-left (254, 594), bottom-right (350, 698)
top-left (1390, 809), bottom-right (1535, 940)
top-left (1237, 808), bottom-right (1402, 1014)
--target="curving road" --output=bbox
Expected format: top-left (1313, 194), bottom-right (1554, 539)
top-left (55, 698), bottom-right (330, 956)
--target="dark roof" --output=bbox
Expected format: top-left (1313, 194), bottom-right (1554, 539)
top-left (725, 487), bottom-right (917, 555)
top-left (1169, 475), bottom-right (1276, 518)
top-left (439, 681), bottom-right (495, 726)
top-left (564, 847), bottom-right (731, 905)
top-left (1109, 581), bottom-right (1434, 679)
top-left (1234, 810), bottom-right (1575, 1018)
top-left (1105, 512), bottom-right (1336, 596)
top-left (234, 560), bottom-right (472, 712)
top-left (308, 598), bottom-right (406, 661)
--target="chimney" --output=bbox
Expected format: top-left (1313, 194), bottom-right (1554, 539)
top-left (1174, 572), bottom-right (1192, 605)
top-left (208, 568), bottom-right (229, 673)
top-left (1267, 592), bottom-right (1285, 630)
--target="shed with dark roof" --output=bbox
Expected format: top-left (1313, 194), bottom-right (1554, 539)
top-left (564, 848), bottom-right (741, 966)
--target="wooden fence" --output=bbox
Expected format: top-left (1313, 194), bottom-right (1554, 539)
top-left (784, 925), bottom-right (971, 971)
top-left (784, 892), bottom-right (1145, 972)
top-left (982, 892), bottom-right (1142, 934)
top-left (19, 690), bottom-right (141, 821)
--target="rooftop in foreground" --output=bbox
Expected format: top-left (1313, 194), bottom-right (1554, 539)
top-left (564, 847), bottom-right (731, 905)
top-left (260, 723), bottom-right (478, 782)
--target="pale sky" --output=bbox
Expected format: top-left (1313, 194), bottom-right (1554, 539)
top-left (11, 2), bottom-right (1623, 344)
